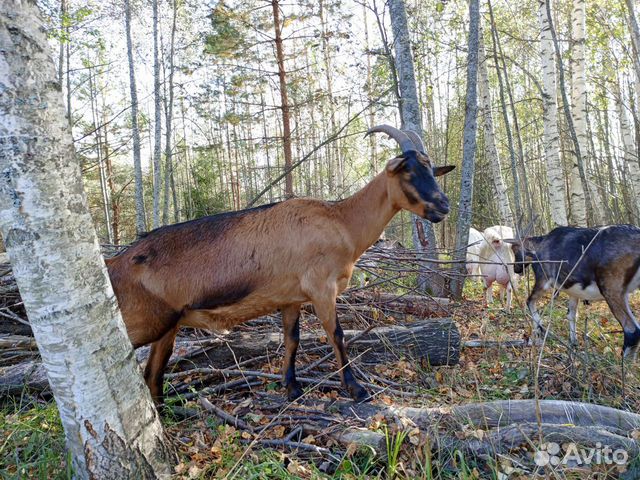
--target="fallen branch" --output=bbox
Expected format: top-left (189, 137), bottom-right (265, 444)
top-left (199, 397), bottom-right (255, 432)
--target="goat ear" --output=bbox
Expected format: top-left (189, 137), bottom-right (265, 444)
top-left (386, 156), bottom-right (407, 175)
top-left (433, 165), bottom-right (455, 177)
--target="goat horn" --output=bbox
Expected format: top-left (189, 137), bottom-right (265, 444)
top-left (403, 130), bottom-right (426, 154)
top-left (366, 125), bottom-right (415, 153)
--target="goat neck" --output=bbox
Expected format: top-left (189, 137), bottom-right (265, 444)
top-left (335, 171), bottom-right (399, 259)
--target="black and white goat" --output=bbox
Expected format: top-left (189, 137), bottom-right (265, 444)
top-left (506, 225), bottom-right (640, 359)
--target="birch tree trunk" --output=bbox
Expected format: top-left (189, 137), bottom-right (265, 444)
top-left (451, 0), bottom-right (480, 299)
top-left (125, 0), bottom-right (147, 234)
top-left (625, 0), bottom-right (640, 126)
top-left (478, 38), bottom-right (513, 226)
top-left (152, 0), bottom-right (162, 228)
top-left (617, 82), bottom-right (640, 219)
top-left (388, 0), bottom-right (442, 294)
top-left (538, 0), bottom-right (568, 227)
top-left (272, 0), bottom-right (294, 197)
top-left (569, 0), bottom-right (590, 226)
top-left (545, 0), bottom-right (591, 226)
top-left (0, 2), bottom-right (174, 477)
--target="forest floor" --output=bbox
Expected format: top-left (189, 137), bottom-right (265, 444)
top-left (2, 278), bottom-right (640, 479)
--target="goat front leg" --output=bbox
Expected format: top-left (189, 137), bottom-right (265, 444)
top-left (527, 286), bottom-right (546, 343)
top-left (313, 297), bottom-right (369, 402)
top-left (144, 324), bottom-right (179, 404)
top-left (281, 304), bottom-right (304, 401)
top-left (567, 296), bottom-right (579, 346)
top-left (484, 280), bottom-right (493, 306)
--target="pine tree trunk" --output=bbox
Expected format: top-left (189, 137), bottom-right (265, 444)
top-left (0, 2), bottom-right (174, 477)
top-left (271, 0), bottom-right (294, 197)
top-left (538, 0), bottom-right (569, 227)
top-left (450, 0), bottom-right (480, 299)
top-left (478, 38), bottom-right (513, 226)
top-left (124, 0), bottom-right (146, 235)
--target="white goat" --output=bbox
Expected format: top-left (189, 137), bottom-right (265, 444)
top-left (466, 227), bottom-right (484, 280)
top-left (480, 225), bottom-right (517, 311)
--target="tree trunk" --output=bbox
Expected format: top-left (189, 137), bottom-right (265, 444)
top-left (0, 2), bottom-right (174, 477)
top-left (387, 0), bottom-right (442, 295)
top-left (545, 0), bottom-right (591, 226)
top-left (486, 2), bottom-right (521, 227)
top-left (57, 0), bottom-right (66, 88)
top-left (88, 67), bottom-right (113, 243)
top-left (271, 0), bottom-right (294, 197)
top-left (538, 0), bottom-right (569, 227)
top-left (450, 0), bottom-right (480, 299)
top-left (152, 0), bottom-right (162, 228)
top-left (617, 81), bottom-right (640, 219)
top-left (478, 38), bottom-right (513, 225)
top-left (625, 0), bottom-right (640, 129)
top-left (124, 0), bottom-right (147, 235)
top-left (569, 0), bottom-right (591, 226)
top-left (163, 0), bottom-right (178, 224)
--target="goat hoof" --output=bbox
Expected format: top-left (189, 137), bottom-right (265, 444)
top-left (348, 384), bottom-right (371, 403)
top-left (286, 382), bottom-right (304, 401)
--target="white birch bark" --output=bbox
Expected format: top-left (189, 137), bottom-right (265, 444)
top-left (478, 40), bottom-right (513, 226)
top-left (569, 0), bottom-right (589, 226)
top-left (617, 83), bottom-right (640, 218)
top-left (0, 2), bottom-right (173, 477)
top-left (538, 0), bottom-right (569, 226)
top-left (625, 0), bottom-right (640, 118)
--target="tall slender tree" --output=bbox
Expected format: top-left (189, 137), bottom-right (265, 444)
top-left (538, 0), bottom-right (568, 227)
top-left (272, 0), bottom-right (294, 197)
top-left (388, 0), bottom-right (442, 293)
top-left (545, 0), bottom-right (591, 225)
top-left (478, 38), bottom-right (513, 226)
top-left (451, 0), bottom-right (480, 299)
top-left (124, 0), bottom-right (146, 234)
top-left (0, 2), bottom-right (174, 476)
top-left (152, 0), bottom-right (162, 227)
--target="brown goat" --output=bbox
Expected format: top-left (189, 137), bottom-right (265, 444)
top-left (106, 125), bottom-right (454, 403)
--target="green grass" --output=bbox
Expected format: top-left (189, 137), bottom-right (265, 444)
top-left (0, 400), bottom-right (70, 480)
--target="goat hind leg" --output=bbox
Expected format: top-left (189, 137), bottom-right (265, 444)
top-left (144, 324), bottom-right (179, 404)
top-left (281, 304), bottom-right (304, 401)
top-left (603, 293), bottom-right (640, 360)
top-left (313, 298), bottom-right (369, 402)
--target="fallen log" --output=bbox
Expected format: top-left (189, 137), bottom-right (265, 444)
top-left (0, 360), bottom-right (48, 396)
top-left (447, 422), bottom-right (640, 459)
top-left (321, 399), bottom-right (640, 434)
top-left (1, 318), bottom-right (459, 395)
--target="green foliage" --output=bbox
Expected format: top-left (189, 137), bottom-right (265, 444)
top-left (204, 1), bottom-right (246, 59)
top-left (185, 148), bottom-right (229, 217)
